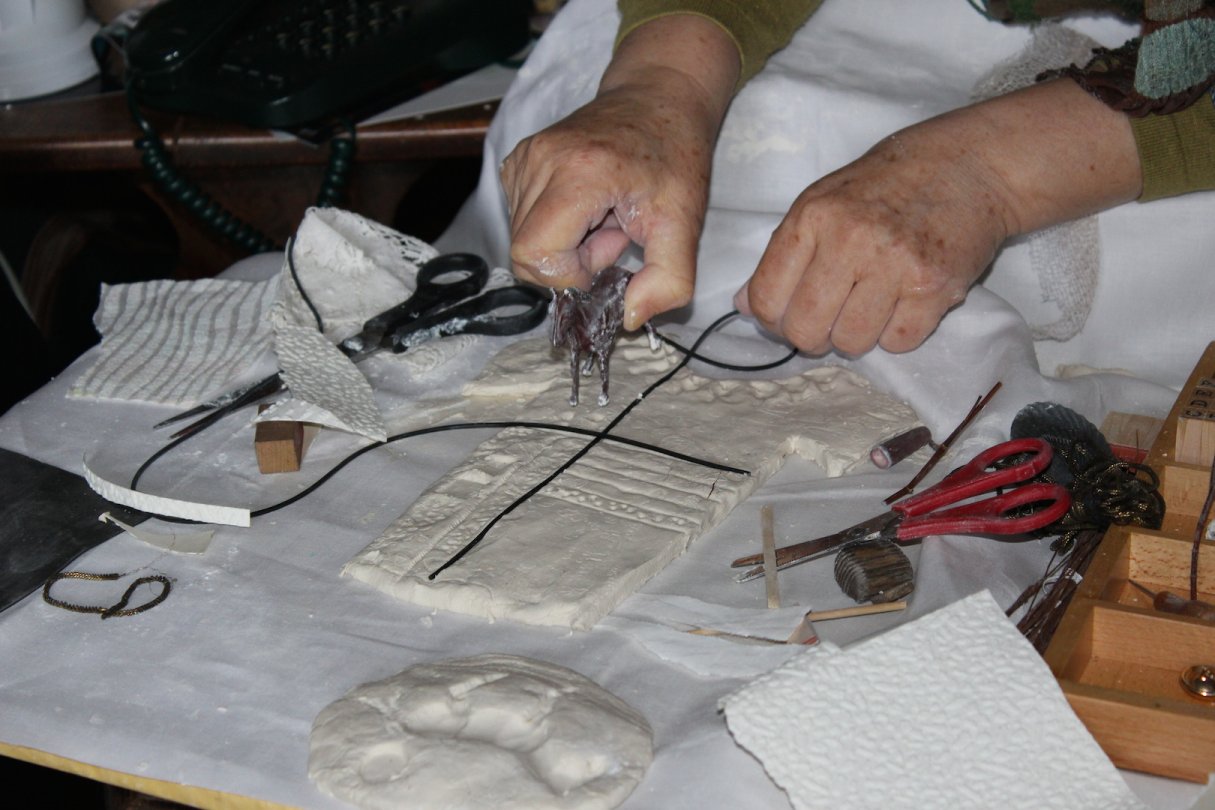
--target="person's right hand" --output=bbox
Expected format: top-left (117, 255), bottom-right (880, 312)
top-left (500, 14), bottom-right (740, 332)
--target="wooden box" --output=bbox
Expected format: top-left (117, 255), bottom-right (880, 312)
top-left (1043, 342), bottom-right (1215, 783)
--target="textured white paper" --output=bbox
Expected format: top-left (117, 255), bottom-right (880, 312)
top-left (70, 277), bottom-right (277, 406)
top-left (83, 460), bottom-right (251, 527)
top-left (721, 591), bottom-right (1148, 810)
top-left (271, 321), bottom-right (388, 441)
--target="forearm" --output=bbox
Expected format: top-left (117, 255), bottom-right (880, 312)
top-left (908, 78), bottom-right (1142, 238)
top-left (599, 13), bottom-right (740, 137)
top-left (616, 0), bottom-right (824, 86)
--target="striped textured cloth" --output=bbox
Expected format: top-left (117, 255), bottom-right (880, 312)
top-left (70, 276), bottom-right (277, 406)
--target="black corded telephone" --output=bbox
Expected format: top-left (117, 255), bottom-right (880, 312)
top-left (100, 0), bottom-right (531, 252)
top-left (122, 0), bottom-right (531, 130)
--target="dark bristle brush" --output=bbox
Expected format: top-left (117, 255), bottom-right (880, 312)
top-left (834, 539), bottom-right (915, 604)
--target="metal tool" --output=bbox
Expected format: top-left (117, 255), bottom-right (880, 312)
top-left (153, 253), bottom-right (547, 440)
top-left (1181, 664), bottom-right (1215, 700)
top-left (732, 437), bottom-right (1073, 582)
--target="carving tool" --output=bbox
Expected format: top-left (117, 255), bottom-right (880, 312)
top-left (1128, 580), bottom-right (1215, 623)
top-left (870, 426), bottom-right (934, 469)
top-left (733, 437), bottom-right (1072, 582)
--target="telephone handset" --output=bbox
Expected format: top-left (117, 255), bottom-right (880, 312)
top-left (122, 0), bottom-right (531, 131)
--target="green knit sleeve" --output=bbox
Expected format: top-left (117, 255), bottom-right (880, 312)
top-left (615, 0), bottom-right (825, 87)
top-left (1132, 99), bottom-right (1215, 201)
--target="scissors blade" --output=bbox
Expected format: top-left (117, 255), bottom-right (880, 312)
top-left (731, 512), bottom-right (898, 581)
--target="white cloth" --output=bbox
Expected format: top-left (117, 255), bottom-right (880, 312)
top-left (972, 23), bottom-right (1105, 342)
top-left (0, 2), bottom-right (1211, 809)
top-left (440, 0), bottom-right (1213, 389)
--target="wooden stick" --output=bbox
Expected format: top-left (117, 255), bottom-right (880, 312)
top-left (804, 601), bottom-right (907, 622)
top-left (1192, 453), bottom-right (1215, 601)
top-left (885, 381), bottom-right (1001, 504)
top-left (684, 627), bottom-right (789, 645)
top-left (761, 505), bottom-right (780, 609)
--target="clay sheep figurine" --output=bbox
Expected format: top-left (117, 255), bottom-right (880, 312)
top-left (550, 266), bottom-right (658, 406)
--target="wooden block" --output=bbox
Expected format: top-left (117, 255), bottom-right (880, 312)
top-left (1176, 413), bottom-right (1215, 467)
top-left (254, 405), bottom-right (318, 474)
top-left (1175, 346), bottom-right (1215, 466)
top-left (1043, 341), bottom-right (1215, 782)
top-left (1100, 411), bottom-right (1163, 464)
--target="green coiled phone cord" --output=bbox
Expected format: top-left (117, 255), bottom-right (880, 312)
top-left (125, 83), bottom-right (356, 254)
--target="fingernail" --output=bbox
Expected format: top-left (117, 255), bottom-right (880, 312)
top-left (624, 308), bottom-right (641, 331)
top-left (733, 287), bottom-right (750, 315)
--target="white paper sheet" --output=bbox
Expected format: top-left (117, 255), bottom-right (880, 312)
top-left (722, 591), bottom-right (1148, 810)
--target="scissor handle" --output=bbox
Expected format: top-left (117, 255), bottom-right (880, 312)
top-left (388, 284), bottom-right (548, 352)
top-left (357, 253), bottom-right (489, 339)
top-left (895, 481), bottom-right (1072, 540)
top-left (893, 437), bottom-right (1053, 518)
top-left (415, 253), bottom-right (489, 295)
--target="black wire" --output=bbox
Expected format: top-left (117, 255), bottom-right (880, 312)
top-left (285, 237), bottom-right (325, 331)
top-left (131, 311), bottom-right (796, 528)
top-left (124, 87), bottom-right (357, 254)
top-left (252, 421), bottom-right (748, 519)
top-left (126, 84), bottom-right (279, 254)
top-left (135, 420), bottom-right (748, 525)
top-left (427, 309), bottom-right (746, 580)
top-left (657, 332), bottom-right (797, 371)
top-left (131, 431), bottom-right (198, 492)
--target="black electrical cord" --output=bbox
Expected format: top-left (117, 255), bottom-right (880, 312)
top-left (124, 85), bottom-right (357, 254)
top-left (130, 246), bottom-right (798, 529)
top-left (132, 419), bottom-right (749, 523)
top-left (656, 333), bottom-right (797, 371)
top-left (129, 315), bottom-right (797, 523)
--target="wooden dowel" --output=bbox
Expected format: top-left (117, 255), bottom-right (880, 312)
top-left (761, 505), bottom-right (780, 609)
top-left (804, 601), bottom-right (908, 623)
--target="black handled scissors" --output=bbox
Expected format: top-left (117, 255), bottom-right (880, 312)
top-left (154, 252), bottom-right (547, 440)
top-left (732, 437), bottom-right (1073, 581)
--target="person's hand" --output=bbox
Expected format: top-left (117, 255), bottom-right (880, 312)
top-left (737, 79), bottom-right (1142, 355)
top-left (500, 14), bottom-right (739, 331)
top-left (736, 129), bottom-right (1013, 355)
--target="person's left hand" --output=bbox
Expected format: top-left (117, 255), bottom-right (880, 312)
top-left (735, 129), bottom-right (1013, 356)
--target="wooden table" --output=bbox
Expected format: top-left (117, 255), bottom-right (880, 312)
top-left (0, 89), bottom-right (494, 280)
top-left (0, 88), bottom-right (493, 368)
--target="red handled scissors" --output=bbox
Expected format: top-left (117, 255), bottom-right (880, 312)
top-left (732, 437), bottom-right (1072, 582)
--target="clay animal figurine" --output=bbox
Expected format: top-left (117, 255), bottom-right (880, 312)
top-left (550, 266), bottom-right (658, 406)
